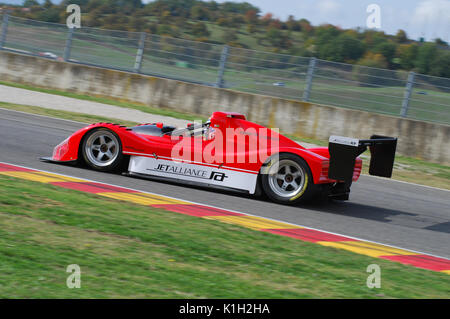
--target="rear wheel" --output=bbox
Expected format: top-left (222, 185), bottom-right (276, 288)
top-left (261, 153), bottom-right (314, 204)
top-left (82, 128), bottom-right (123, 172)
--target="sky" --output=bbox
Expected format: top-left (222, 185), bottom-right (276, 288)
top-left (2, 0), bottom-right (449, 42)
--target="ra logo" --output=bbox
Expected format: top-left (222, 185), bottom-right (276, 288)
top-left (209, 171), bottom-right (228, 182)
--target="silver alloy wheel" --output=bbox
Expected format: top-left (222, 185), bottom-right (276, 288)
top-left (268, 159), bottom-right (306, 198)
top-left (84, 130), bottom-right (119, 167)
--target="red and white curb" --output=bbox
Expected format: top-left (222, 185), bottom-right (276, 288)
top-left (1, 161), bottom-right (449, 275)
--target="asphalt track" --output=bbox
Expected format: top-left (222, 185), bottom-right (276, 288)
top-left (1, 108), bottom-right (449, 258)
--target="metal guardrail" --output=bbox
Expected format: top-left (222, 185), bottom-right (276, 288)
top-left (1, 13), bottom-right (449, 125)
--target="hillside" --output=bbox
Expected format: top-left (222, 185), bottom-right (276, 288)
top-left (1, 0), bottom-right (450, 78)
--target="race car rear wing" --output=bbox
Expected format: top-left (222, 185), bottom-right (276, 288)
top-left (328, 135), bottom-right (397, 184)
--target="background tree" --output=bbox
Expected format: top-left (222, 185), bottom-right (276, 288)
top-left (434, 38), bottom-right (448, 47)
top-left (286, 15), bottom-right (301, 31)
top-left (396, 43), bottom-right (418, 70)
top-left (298, 19), bottom-right (312, 34)
top-left (268, 19), bottom-right (282, 30)
top-left (317, 33), bottom-right (365, 63)
top-left (190, 4), bottom-right (210, 21)
top-left (415, 42), bottom-right (438, 74)
top-left (354, 52), bottom-right (389, 86)
top-left (362, 30), bottom-right (387, 49)
top-left (222, 28), bottom-right (238, 44)
top-left (158, 10), bottom-right (172, 24)
top-left (395, 30), bottom-right (408, 43)
top-left (374, 41), bottom-right (397, 68)
top-left (85, 8), bottom-right (103, 27)
top-left (84, 0), bottom-right (103, 11)
top-left (216, 17), bottom-right (228, 27)
top-left (246, 23), bottom-right (257, 34)
top-left (191, 22), bottom-right (210, 37)
top-left (260, 13), bottom-right (273, 26)
top-left (22, 0), bottom-right (39, 7)
top-left (265, 27), bottom-right (292, 49)
top-left (429, 52), bottom-right (450, 77)
top-left (36, 0), bottom-right (60, 23)
top-left (244, 9), bottom-right (258, 25)
top-left (128, 15), bottom-right (147, 32)
top-left (157, 24), bottom-right (173, 36)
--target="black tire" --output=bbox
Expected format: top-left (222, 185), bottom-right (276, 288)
top-left (81, 128), bottom-right (124, 172)
top-left (261, 153), bottom-right (315, 205)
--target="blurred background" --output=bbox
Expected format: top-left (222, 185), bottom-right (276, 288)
top-left (0, 0), bottom-right (449, 124)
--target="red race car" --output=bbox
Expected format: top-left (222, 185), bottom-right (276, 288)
top-left (41, 111), bottom-right (397, 205)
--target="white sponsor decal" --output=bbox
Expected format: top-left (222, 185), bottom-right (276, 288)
top-left (129, 156), bottom-right (258, 193)
top-left (329, 135), bottom-right (359, 147)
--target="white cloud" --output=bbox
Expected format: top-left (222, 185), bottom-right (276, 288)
top-left (412, 0), bottom-right (450, 39)
top-left (317, 0), bottom-right (341, 17)
top-left (413, 0), bottom-right (450, 23)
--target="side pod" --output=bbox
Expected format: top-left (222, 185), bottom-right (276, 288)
top-left (328, 135), bottom-right (397, 185)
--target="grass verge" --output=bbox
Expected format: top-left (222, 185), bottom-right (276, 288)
top-left (0, 174), bottom-right (449, 298)
top-left (0, 80), bottom-right (207, 122)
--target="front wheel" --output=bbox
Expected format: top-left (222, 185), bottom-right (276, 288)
top-left (82, 128), bottom-right (123, 172)
top-left (261, 154), bottom-right (314, 205)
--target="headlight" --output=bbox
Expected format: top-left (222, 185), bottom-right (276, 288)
top-left (52, 137), bottom-right (70, 160)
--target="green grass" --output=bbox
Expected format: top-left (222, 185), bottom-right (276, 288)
top-left (1, 100), bottom-right (448, 190)
top-left (384, 155), bottom-right (450, 189)
top-left (0, 174), bottom-right (449, 298)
